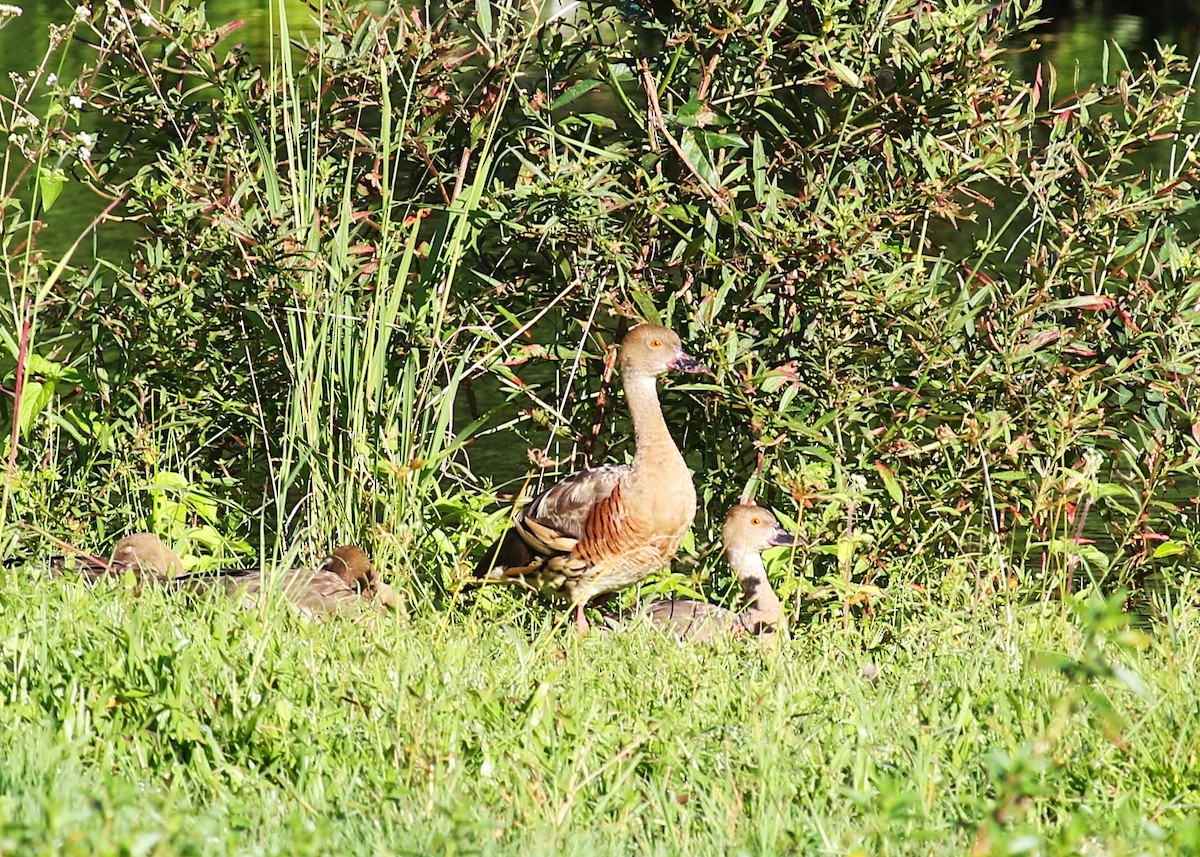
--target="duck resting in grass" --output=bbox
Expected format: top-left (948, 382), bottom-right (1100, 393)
top-left (40, 531), bottom-right (185, 582)
top-left (640, 504), bottom-right (794, 642)
top-left (215, 544), bottom-right (401, 617)
top-left (42, 535), bottom-right (399, 617)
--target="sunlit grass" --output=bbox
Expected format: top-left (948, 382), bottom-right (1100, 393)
top-left (1, 571), bottom-right (1198, 854)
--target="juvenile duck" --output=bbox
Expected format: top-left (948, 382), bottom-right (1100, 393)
top-left (110, 532), bottom-right (186, 579)
top-left (643, 505), bottom-right (794, 641)
top-left (474, 323), bottom-right (709, 632)
top-left (217, 545), bottom-right (401, 617)
top-left (42, 532), bottom-right (185, 582)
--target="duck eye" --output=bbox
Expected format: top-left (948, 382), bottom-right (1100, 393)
top-left (751, 517), bottom-right (762, 526)
top-left (650, 338), bottom-right (663, 348)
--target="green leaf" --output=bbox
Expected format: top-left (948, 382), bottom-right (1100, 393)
top-left (16, 379), bottom-right (56, 436)
top-left (676, 98), bottom-right (716, 128)
top-left (661, 204), bottom-right (695, 223)
top-left (630, 291), bottom-right (660, 324)
top-left (38, 167), bottom-right (67, 212)
top-left (680, 129), bottom-right (718, 189)
top-left (693, 130), bottom-right (746, 149)
top-left (550, 79), bottom-right (600, 111)
top-left (1044, 295), bottom-right (1113, 312)
top-left (23, 354), bottom-right (62, 376)
top-left (1152, 540), bottom-right (1188, 559)
top-left (578, 113), bottom-right (616, 130)
top-left (874, 462), bottom-right (904, 504)
top-left (475, 0), bottom-right (492, 36)
top-left (830, 60), bottom-right (862, 88)
top-left (1048, 539), bottom-right (1111, 572)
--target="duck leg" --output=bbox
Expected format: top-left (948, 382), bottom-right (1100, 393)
top-left (574, 602), bottom-right (590, 634)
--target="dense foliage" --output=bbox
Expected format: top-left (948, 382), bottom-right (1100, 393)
top-left (7, 0), bottom-right (1199, 601)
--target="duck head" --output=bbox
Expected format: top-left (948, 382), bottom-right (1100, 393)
top-left (722, 505), bottom-right (795, 559)
top-left (620, 323), bottom-right (710, 378)
top-left (109, 533), bottom-right (185, 579)
top-left (322, 544), bottom-right (400, 610)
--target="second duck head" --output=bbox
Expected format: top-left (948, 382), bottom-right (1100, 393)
top-left (322, 545), bottom-right (401, 610)
top-left (722, 505), bottom-right (795, 567)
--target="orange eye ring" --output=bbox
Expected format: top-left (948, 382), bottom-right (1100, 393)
top-left (750, 517), bottom-right (762, 526)
top-left (650, 338), bottom-right (663, 348)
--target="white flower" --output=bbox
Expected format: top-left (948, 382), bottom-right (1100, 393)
top-left (73, 3), bottom-right (89, 20)
top-left (849, 474), bottom-right (868, 493)
top-left (79, 146), bottom-right (92, 162)
top-left (77, 131), bottom-right (95, 147)
top-left (45, 73), bottom-right (57, 86)
top-left (69, 94), bottom-right (85, 109)
top-left (0, 5), bottom-right (24, 18)
top-left (138, 9), bottom-right (152, 26)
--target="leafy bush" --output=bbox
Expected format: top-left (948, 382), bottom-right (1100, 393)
top-left (3, 0), bottom-right (1199, 606)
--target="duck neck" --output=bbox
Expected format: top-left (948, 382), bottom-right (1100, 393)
top-left (730, 547), bottom-right (782, 631)
top-left (625, 372), bottom-right (683, 471)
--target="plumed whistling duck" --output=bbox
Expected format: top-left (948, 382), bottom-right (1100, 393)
top-left (642, 504), bottom-right (793, 641)
top-left (475, 323), bottom-right (710, 632)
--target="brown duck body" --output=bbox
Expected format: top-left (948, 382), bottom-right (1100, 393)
top-left (215, 545), bottom-right (399, 617)
top-left (475, 323), bottom-right (708, 631)
top-left (643, 505), bottom-right (793, 642)
top-left (641, 599), bottom-right (743, 641)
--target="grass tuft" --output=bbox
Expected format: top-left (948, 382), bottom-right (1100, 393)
top-left (2, 571), bottom-right (1199, 853)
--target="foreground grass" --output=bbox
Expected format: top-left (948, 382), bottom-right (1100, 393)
top-left (1, 572), bottom-right (1199, 856)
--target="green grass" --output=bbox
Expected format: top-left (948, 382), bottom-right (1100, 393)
top-left (2, 571), bottom-right (1198, 855)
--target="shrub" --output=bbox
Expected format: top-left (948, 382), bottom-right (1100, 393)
top-left (2, 0), bottom-right (1198, 606)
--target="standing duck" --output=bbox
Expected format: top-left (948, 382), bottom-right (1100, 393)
top-left (474, 323), bottom-right (710, 632)
top-left (643, 505), bottom-right (794, 641)
top-left (216, 545), bottom-right (401, 617)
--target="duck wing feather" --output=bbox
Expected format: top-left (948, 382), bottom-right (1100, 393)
top-left (476, 463), bottom-right (630, 577)
top-left (644, 599), bottom-right (741, 642)
top-left (196, 567), bottom-right (360, 615)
